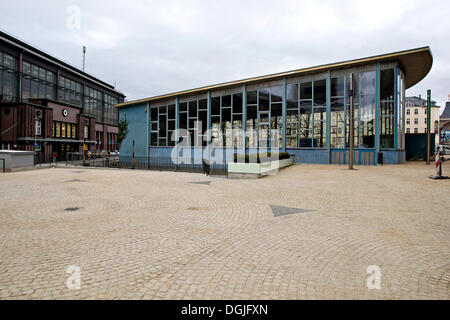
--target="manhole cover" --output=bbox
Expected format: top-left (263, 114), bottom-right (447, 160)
top-left (270, 205), bottom-right (314, 217)
top-left (65, 207), bottom-right (80, 212)
top-left (190, 181), bottom-right (211, 186)
top-left (66, 179), bottom-right (86, 183)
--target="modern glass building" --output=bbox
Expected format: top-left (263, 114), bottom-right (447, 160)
top-left (117, 47), bottom-right (432, 165)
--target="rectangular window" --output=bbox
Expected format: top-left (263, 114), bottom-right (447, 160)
top-left (55, 122), bottom-right (61, 138)
top-left (61, 123), bottom-right (66, 138)
top-left (221, 101), bottom-right (232, 147)
top-left (300, 82), bottom-right (313, 148)
top-left (380, 69), bottom-right (395, 149)
top-left (35, 119), bottom-right (42, 136)
top-left (286, 83), bottom-right (299, 148)
top-left (246, 104), bottom-right (257, 148)
top-left (247, 91), bottom-right (257, 105)
top-left (232, 93), bottom-right (243, 148)
top-left (359, 72), bottom-right (375, 148)
top-left (299, 80), bottom-right (327, 148)
top-left (67, 124), bottom-right (72, 138)
top-left (72, 124), bottom-right (77, 139)
top-left (330, 77), bottom-right (345, 148)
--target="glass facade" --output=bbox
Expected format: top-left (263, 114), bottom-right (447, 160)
top-left (0, 51), bottom-right (121, 126)
top-left (104, 94), bottom-right (119, 126)
top-left (22, 61), bottom-right (57, 101)
top-left (0, 50), bottom-right (18, 102)
top-left (380, 69), bottom-right (395, 149)
top-left (148, 66), bottom-right (406, 158)
top-left (58, 76), bottom-right (82, 107)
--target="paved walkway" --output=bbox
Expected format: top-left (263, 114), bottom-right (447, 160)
top-left (0, 162), bottom-right (449, 300)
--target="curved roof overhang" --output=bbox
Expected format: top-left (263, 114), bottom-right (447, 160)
top-left (117, 46), bottom-right (433, 108)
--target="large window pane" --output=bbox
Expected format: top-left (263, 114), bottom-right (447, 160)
top-left (380, 69), bottom-right (395, 149)
top-left (287, 84), bottom-right (298, 109)
top-left (258, 89), bottom-right (269, 111)
top-left (359, 72), bottom-right (376, 148)
top-left (247, 91), bottom-right (257, 105)
top-left (246, 105), bottom-right (257, 148)
top-left (330, 76), bottom-right (346, 148)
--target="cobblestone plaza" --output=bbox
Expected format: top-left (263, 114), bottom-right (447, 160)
top-left (0, 163), bottom-right (449, 300)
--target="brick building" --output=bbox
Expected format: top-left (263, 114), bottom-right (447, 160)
top-left (0, 30), bottom-right (125, 159)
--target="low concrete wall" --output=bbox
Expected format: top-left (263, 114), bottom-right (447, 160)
top-left (228, 158), bottom-right (294, 179)
top-left (0, 151), bottom-right (35, 171)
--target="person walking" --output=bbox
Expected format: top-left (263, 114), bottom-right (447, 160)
top-left (52, 151), bottom-right (57, 168)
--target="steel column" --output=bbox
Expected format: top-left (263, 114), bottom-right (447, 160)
top-left (282, 78), bottom-right (287, 153)
top-left (375, 63), bottom-right (380, 165)
top-left (394, 67), bottom-right (398, 150)
top-left (326, 71), bottom-right (331, 163)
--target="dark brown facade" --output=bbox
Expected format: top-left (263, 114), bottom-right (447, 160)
top-left (0, 30), bottom-right (125, 158)
top-left (0, 99), bottom-right (119, 157)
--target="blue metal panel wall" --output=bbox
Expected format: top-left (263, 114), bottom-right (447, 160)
top-left (119, 103), bottom-right (148, 162)
top-left (381, 150), bottom-right (406, 164)
top-left (287, 149), bottom-right (329, 164)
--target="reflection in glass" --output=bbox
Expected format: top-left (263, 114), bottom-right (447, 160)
top-left (246, 105), bottom-right (258, 148)
top-left (359, 72), bottom-right (375, 148)
top-left (330, 76), bottom-right (345, 149)
top-left (259, 89), bottom-right (269, 111)
top-left (380, 69), bottom-right (395, 149)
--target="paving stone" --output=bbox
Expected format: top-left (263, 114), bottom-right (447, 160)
top-left (0, 163), bottom-right (449, 300)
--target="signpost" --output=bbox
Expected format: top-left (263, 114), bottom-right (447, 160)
top-left (83, 140), bottom-right (86, 166)
top-left (429, 146), bottom-right (449, 180)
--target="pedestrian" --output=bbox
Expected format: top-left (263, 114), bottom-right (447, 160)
top-left (52, 151), bottom-right (57, 168)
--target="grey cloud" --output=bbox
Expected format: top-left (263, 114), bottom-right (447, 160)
top-left (1, 0), bottom-right (449, 111)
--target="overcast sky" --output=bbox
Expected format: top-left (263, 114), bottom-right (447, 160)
top-left (1, 0), bottom-right (449, 112)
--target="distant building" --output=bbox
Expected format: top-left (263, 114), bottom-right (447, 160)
top-left (404, 96), bottom-right (440, 136)
top-left (0, 30), bottom-right (126, 158)
top-left (440, 102), bottom-right (450, 145)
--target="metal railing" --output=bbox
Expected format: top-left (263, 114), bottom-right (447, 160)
top-left (34, 154), bottom-right (228, 176)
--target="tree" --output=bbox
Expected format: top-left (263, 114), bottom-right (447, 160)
top-left (117, 116), bottom-right (129, 150)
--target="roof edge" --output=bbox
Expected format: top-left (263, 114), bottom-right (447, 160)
top-left (117, 46), bottom-right (432, 108)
